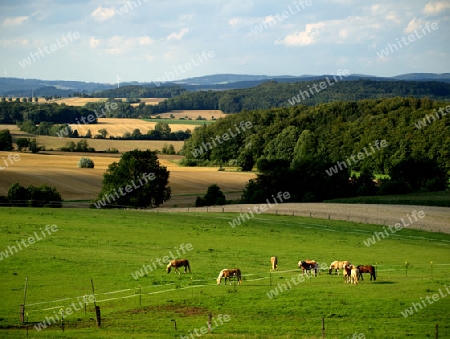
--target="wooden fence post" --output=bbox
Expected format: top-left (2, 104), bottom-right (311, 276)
top-left (208, 314), bottom-right (212, 332)
top-left (171, 319), bottom-right (177, 331)
top-left (21, 277), bottom-right (28, 323)
top-left (91, 278), bottom-right (101, 327)
top-left (322, 317), bottom-right (325, 338)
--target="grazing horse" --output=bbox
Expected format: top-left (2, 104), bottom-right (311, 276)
top-left (298, 260), bottom-right (318, 277)
top-left (166, 259), bottom-right (191, 274)
top-left (343, 264), bottom-right (351, 283)
top-left (217, 269), bottom-right (242, 285)
top-left (329, 261), bottom-right (351, 275)
top-left (350, 266), bottom-right (359, 284)
top-left (343, 264), bottom-right (359, 284)
top-left (356, 265), bottom-right (376, 281)
top-left (271, 256), bottom-right (278, 271)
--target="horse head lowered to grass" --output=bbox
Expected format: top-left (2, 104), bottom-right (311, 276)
top-left (166, 259), bottom-right (191, 274)
top-left (329, 260), bottom-right (351, 275)
top-left (298, 260), bottom-right (318, 277)
top-left (217, 268), bottom-right (242, 285)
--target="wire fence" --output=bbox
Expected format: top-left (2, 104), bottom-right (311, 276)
top-left (12, 262), bottom-right (448, 337)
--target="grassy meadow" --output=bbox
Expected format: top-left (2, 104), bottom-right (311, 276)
top-left (0, 208), bottom-right (449, 338)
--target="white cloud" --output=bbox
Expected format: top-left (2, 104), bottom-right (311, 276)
top-left (91, 6), bottom-right (115, 22)
top-left (424, 1), bottom-right (450, 14)
top-left (0, 38), bottom-right (29, 47)
top-left (276, 15), bottom-right (386, 47)
top-left (275, 22), bottom-right (324, 46)
top-left (229, 17), bottom-right (241, 26)
top-left (167, 28), bottom-right (189, 41)
top-left (138, 36), bottom-right (153, 45)
top-left (90, 36), bottom-right (100, 48)
top-left (404, 18), bottom-right (423, 33)
top-left (276, 31), bottom-right (315, 46)
top-left (3, 16), bottom-right (29, 27)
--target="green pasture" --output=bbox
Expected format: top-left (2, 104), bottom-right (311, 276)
top-left (0, 208), bottom-right (449, 338)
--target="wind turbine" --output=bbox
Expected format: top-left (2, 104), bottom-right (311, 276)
top-left (116, 74), bottom-right (121, 88)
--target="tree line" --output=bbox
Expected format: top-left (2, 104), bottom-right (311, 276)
top-left (0, 101), bottom-right (96, 124)
top-left (181, 97), bottom-right (449, 203)
top-left (130, 79), bottom-right (450, 114)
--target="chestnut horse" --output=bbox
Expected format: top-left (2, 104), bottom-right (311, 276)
top-left (271, 256), bottom-right (278, 271)
top-left (356, 265), bottom-right (376, 281)
top-left (329, 261), bottom-right (351, 275)
top-left (217, 268), bottom-right (242, 285)
top-left (298, 260), bottom-right (318, 277)
top-left (166, 259), bottom-right (191, 274)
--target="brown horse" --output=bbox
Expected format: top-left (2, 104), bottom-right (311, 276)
top-left (271, 256), bottom-right (278, 271)
top-left (298, 260), bottom-right (318, 277)
top-left (329, 261), bottom-right (351, 275)
top-left (166, 259), bottom-right (191, 274)
top-left (217, 268), bottom-right (242, 285)
top-left (356, 265), bottom-right (376, 281)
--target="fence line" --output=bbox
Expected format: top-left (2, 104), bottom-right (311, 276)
top-left (141, 205), bottom-right (450, 234)
top-left (25, 262), bottom-right (449, 313)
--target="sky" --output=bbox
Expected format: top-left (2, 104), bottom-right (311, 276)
top-left (0, 0), bottom-right (449, 83)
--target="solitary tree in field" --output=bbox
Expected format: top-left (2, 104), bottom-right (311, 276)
top-left (96, 149), bottom-right (171, 208)
top-left (97, 128), bottom-right (108, 139)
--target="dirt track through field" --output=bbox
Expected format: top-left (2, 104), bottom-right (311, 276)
top-left (147, 203), bottom-right (450, 234)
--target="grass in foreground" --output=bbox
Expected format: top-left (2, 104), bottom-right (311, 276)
top-left (0, 208), bottom-right (449, 338)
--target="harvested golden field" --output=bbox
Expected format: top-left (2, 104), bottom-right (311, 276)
top-left (0, 152), bottom-right (255, 203)
top-left (155, 110), bottom-right (226, 119)
top-left (46, 97), bottom-right (107, 106)
top-left (72, 118), bottom-right (194, 137)
top-left (40, 136), bottom-right (184, 153)
top-left (1, 124), bottom-right (184, 153)
top-left (130, 98), bottom-right (167, 107)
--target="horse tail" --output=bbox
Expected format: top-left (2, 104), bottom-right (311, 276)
top-left (373, 266), bottom-right (376, 280)
top-left (187, 260), bottom-right (191, 273)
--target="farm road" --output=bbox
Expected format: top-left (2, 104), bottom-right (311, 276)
top-left (147, 203), bottom-right (450, 234)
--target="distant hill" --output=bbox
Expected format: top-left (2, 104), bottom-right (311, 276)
top-left (141, 79), bottom-right (450, 114)
top-left (1, 73), bottom-right (450, 97)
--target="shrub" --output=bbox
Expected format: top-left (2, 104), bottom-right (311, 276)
top-left (78, 157), bottom-right (95, 168)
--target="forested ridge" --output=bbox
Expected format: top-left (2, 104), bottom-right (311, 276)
top-left (182, 97), bottom-right (450, 174)
top-left (0, 101), bottom-right (95, 124)
top-left (131, 79), bottom-right (450, 114)
top-left (181, 96), bottom-right (449, 203)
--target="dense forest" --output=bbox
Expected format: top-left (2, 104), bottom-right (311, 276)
top-left (115, 80), bottom-right (450, 114)
top-left (0, 101), bottom-right (96, 124)
top-left (182, 97), bottom-right (450, 174)
top-left (93, 85), bottom-right (186, 98)
top-left (180, 96), bottom-right (449, 203)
